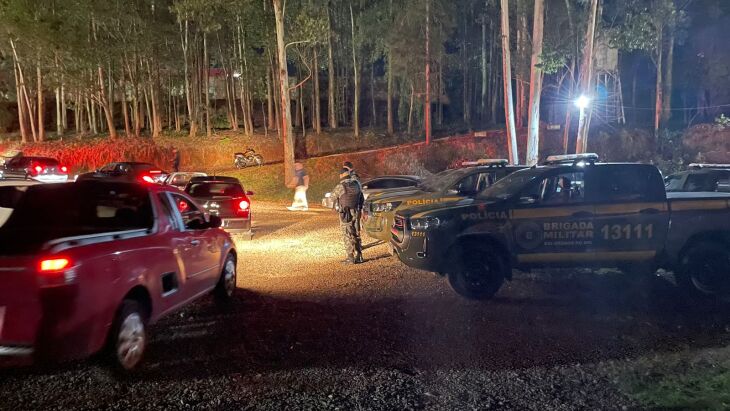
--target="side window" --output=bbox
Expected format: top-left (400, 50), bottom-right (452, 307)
top-left (453, 174), bottom-right (480, 195)
top-left (363, 180), bottom-right (385, 190)
top-left (170, 193), bottom-right (204, 228)
top-left (685, 174), bottom-right (714, 192)
top-left (664, 174), bottom-right (684, 192)
top-left (157, 194), bottom-right (182, 231)
top-left (592, 166), bottom-right (664, 202)
top-left (476, 173), bottom-right (495, 192)
top-left (522, 171), bottom-right (585, 205)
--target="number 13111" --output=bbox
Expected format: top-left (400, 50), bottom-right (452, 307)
top-left (600, 224), bottom-right (654, 240)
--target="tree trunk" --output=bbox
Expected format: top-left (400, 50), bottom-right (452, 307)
top-left (98, 66), bottom-right (117, 138)
top-left (387, 51), bottom-right (394, 134)
top-left (61, 77), bottom-right (67, 133)
top-left (11, 48), bottom-right (28, 143)
top-left (462, 14), bottom-right (470, 125)
top-left (424, 0), bottom-right (431, 144)
top-left (37, 62), bottom-right (45, 141)
top-left (576, 0), bottom-right (599, 153)
top-left (481, 3), bottom-right (488, 121)
top-left (563, 59), bottom-right (576, 153)
top-left (203, 33), bottom-right (212, 137)
top-left (526, 0), bottom-right (544, 166)
top-left (313, 47), bottom-right (322, 134)
top-left (350, 3), bottom-right (360, 138)
top-left (55, 86), bottom-right (62, 136)
top-left (500, 0), bottom-right (519, 164)
top-left (408, 82), bottom-right (414, 134)
top-left (120, 63), bottom-right (131, 136)
top-left (327, 3), bottom-right (338, 129)
top-left (654, 28), bottom-right (663, 138)
top-left (273, 0), bottom-right (295, 184)
top-left (661, 28), bottom-right (674, 125)
top-left (370, 63), bottom-right (376, 128)
top-left (266, 64), bottom-right (275, 129)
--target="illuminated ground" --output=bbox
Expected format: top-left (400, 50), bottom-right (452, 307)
top-left (1, 202), bottom-right (729, 409)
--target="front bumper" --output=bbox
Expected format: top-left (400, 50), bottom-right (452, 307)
top-left (391, 229), bottom-right (444, 272)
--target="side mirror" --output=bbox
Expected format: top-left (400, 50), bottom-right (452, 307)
top-left (445, 189), bottom-right (459, 196)
top-left (519, 196), bottom-right (537, 205)
top-left (245, 190), bottom-right (255, 196)
top-left (208, 215), bottom-right (223, 229)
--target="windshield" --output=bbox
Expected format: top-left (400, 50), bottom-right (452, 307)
top-left (187, 182), bottom-right (244, 197)
top-left (664, 174), bottom-right (685, 192)
top-left (478, 168), bottom-right (544, 200)
top-left (418, 169), bottom-right (466, 192)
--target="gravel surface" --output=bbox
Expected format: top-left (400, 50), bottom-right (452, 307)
top-left (2, 202), bottom-right (730, 410)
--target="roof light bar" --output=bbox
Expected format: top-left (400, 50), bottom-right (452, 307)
top-left (544, 153), bottom-right (599, 165)
top-left (461, 158), bottom-right (509, 167)
top-left (688, 163), bottom-right (730, 169)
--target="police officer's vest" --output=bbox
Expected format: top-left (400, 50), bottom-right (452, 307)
top-left (339, 179), bottom-right (362, 209)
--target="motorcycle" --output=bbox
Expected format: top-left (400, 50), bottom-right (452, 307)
top-left (234, 148), bottom-right (264, 169)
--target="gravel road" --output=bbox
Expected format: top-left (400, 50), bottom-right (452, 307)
top-left (2, 202), bottom-right (729, 410)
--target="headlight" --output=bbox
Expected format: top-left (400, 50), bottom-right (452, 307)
top-left (372, 201), bottom-right (401, 213)
top-left (409, 216), bottom-right (441, 230)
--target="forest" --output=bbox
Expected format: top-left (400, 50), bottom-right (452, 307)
top-left (1, 0), bottom-right (728, 175)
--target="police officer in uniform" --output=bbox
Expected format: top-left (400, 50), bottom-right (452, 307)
top-left (332, 168), bottom-right (364, 264)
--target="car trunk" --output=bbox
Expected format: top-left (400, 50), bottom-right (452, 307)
top-left (0, 256), bottom-right (41, 352)
top-left (196, 196), bottom-right (246, 219)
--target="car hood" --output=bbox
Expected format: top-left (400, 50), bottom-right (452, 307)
top-left (396, 198), bottom-right (503, 219)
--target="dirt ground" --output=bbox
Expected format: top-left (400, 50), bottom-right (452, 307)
top-left (1, 202), bottom-right (729, 410)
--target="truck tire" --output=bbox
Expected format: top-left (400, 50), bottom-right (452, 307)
top-left (677, 241), bottom-right (730, 298)
top-left (447, 244), bottom-right (507, 300)
top-left (215, 253), bottom-right (237, 301)
top-left (109, 299), bottom-right (147, 372)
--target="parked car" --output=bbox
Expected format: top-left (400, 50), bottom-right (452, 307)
top-left (185, 176), bottom-right (254, 239)
top-left (0, 180), bottom-right (237, 371)
top-left (164, 172), bottom-right (208, 190)
top-left (0, 156), bottom-right (69, 183)
top-left (76, 162), bottom-right (166, 184)
top-left (392, 154), bottom-right (730, 300)
top-left (665, 163), bottom-right (730, 193)
top-left (322, 175), bottom-right (422, 209)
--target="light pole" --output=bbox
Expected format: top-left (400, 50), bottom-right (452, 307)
top-left (574, 95), bottom-right (591, 153)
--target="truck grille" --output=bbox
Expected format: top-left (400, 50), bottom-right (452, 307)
top-left (391, 215), bottom-right (405, 243)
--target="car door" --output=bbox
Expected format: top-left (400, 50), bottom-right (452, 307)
top-left (3, 157), bottom-right (28, 179)
top-left (588, 165), bottom-right (670, 262)
top-left (168, 192), bottom-right (221, 293)
top-left (509, 168), bottom-right (595, 265)
top-left (153, 192), bottom-right (194, 311)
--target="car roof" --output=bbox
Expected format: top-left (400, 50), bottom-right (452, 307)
top-left (365, 175), bottom-right (421, 182)
top-left (188, 175), bottom-right (241, 184)
top-left (20, 156), bottom-right (58, 162)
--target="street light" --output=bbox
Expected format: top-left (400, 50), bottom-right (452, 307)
top-left (574, 95), bottom-right (590, 110)
top-left (575, 95), bottom-right (591, 153)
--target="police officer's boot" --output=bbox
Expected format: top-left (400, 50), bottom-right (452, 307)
top-left (353, 253), bottom-right (364, 264)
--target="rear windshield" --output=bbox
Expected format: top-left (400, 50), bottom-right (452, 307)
top-left (25, 157), bottom-right (59, 166)
top-left (0, 182), bottom-right (153, 255)
top-left (186, 182), bottom-right (244, 197)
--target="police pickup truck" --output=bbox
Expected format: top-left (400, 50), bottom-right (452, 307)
top-left (363, 160), bottom-right (525, 243)
top-left (391, 154), bottom-right (730, 300)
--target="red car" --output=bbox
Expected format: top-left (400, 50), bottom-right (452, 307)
top-left (0, 180), bottom-right (237, 371)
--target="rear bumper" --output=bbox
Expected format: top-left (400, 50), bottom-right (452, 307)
top-left (32, 175), bottom-right (68, 183)
top-left (222, 217), bottom-right (252, 235)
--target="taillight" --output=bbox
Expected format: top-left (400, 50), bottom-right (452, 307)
top-left (60, 165), bottom-right (68, 173)
top-left (31, 164), bottom-right (43, 175)
top-left (234, 197), bottom-right (250, 218)
top-left (141, 175), bottom-right (155, 183)
top-left (39, 258), bottom-right (70, 272)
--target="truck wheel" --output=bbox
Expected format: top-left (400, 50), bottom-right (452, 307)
top-left (110, 299), bottom-right (147, 372)
top-left (678, 242), bottom-right (730, 298)
top-left (215, 254), bottom-right (237, 301)
top-left (447, 245), bottom-right (507, 300)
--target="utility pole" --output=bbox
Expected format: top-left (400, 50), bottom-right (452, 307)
top-left (425, 0), bottom-right (431, 144)
top-left (526, 0), bottom-right (544, 166)
top-left (500, 0), bottom-right (519, 164)
top-left (575, 0), bottom-right (599, 153)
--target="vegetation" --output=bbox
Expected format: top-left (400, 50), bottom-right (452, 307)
top-left (1, 0), bottom-right (730, 179)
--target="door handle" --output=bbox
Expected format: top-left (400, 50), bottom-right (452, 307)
top-left (639, 208), bottom-right (660, 215)
top-left (571, 211), bottom-right (594, 218)
top-left (190, 239), bottom-right (201, 246)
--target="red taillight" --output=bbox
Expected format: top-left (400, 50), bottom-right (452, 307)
top-left (234, 197), bottom-right (251, 218)
top-left (33, 165), bottom-right (43, 175)
top-left (39, 258), bottom-right (70, 272)
top-left (141, 175), bottom-right (155, 183)
top-left (60, 165), bottom-right (68, 173)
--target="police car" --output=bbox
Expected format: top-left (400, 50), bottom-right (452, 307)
top-left (363, 160), bottom-right (525, 243)
top-left (391, 154), bottom-right (730, 300)
top-left (665, 163), bottom-right (730, 193)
